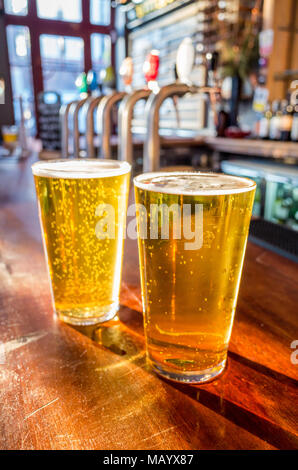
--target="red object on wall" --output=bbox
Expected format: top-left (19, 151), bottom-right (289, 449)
top-left (143, 50), bottom-right (160, 84)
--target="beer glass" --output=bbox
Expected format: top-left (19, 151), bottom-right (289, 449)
top-left (32, 159), bottom-right (131, 325)
top-left (134, 172), bottom-right (256, 383)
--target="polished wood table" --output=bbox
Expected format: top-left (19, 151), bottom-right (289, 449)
top-left (0, 155), bottom-right (297, 450)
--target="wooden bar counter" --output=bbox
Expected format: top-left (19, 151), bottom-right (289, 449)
top-left (80, 135), bottom-right (298, 161)
top-left (0, 155), bottom-right (297, 450)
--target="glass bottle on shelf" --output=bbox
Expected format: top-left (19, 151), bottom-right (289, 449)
top-left (259, 103), bottom-right (272, 139)
top-left (269, 100), bottom-right (282, 141)
top-left (280, 99), bottom-right (293, 142)
top-left (291, 105), bottom-right (298, 142)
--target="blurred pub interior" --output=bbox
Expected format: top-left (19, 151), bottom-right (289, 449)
top-left (0, 0), bottom-right (298, 260)
top-left (0, 1), bottom-right (298, 453)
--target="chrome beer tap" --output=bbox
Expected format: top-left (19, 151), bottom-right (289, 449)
top-left (117, 56), bottom-right (151, 163)
top-left (70, 96), bottom-right (89, 158)
top-left (60, 100), bottom-right (78, 158)
top-left (118, 89), bottom-right (151, 163)
top-left (96, 91), bottom-right (127, 159)
top-left (143, 83), bottom-right (191, 172)
top-left (82, 94), bottom-right (105, 158)
top-left (143, 38), bottom-right (219, 172)
top-left (82, 70), bottom-right (106, 158)
top-left (60, 70), bottom-right (99, 159)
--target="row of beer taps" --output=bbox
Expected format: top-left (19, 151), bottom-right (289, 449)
top-left (60, 39), bottom-right (220, 172)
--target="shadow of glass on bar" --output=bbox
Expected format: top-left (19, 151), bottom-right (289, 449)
top-left (134, 172), bottom-right (256, 384)
top-left (32, 159), bottom-right (131, 326)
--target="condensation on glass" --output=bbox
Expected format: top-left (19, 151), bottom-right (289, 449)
top-left (32, 159), bottom-right (131, 326)
top-left (134, 172), bottom-right (256, 384)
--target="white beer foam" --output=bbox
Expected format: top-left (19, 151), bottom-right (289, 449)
top-left (134, 172), bottom-right (256, 196)
top-left (32, 159), bottom-right (131, 179)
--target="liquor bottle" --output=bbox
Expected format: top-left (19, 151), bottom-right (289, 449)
top-left (291, 105), bottom-right (298, 142)
top-left (269, 100), bottom-right (282, 140)
top-left (259, 103), bottom-right (272, 139)
top-left (217, 103), bottom-right (230, 137)
top-left (254, 117), bottom-right (261, 139)
top-left (206, 51), bottom-right (219, 87)
top-left (280, 99), bottom-right (293, 142)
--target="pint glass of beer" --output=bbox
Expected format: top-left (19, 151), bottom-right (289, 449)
top-left (134, 172), bottom-right (256, 383)
top-left (32, 159), bottom-right (131, 325)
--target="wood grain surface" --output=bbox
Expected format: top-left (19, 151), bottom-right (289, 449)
top-left (0, 155), bottom-right (297, 450)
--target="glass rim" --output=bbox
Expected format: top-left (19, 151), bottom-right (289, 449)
top-left (134, 171), bottom-right (256, 196)
top-left (32, 158), bottom-right (131, 179)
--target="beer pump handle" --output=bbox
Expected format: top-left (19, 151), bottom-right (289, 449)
top-left (87, 70), bottom-right (99, 95)
top-left (172, 39), bottom-right (194, 128)
top-left (75, 72), bottom-right (88, 97)
top-left (143, 50), bottom-right (160, 92)
top-left (119, 57), bottom-right (134, 92)
top-left (176, 38), bottom-right (195, 85)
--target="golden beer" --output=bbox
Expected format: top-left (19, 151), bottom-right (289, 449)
top-left (134, 172), bottom-right (256, 383)
top-left (33, 159), bottom-right (131, 325)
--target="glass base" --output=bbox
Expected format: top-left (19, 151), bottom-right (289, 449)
top-left (148, 357), bottom-right (226, 384)
top-left (55, 301), bottom-right (119, 326)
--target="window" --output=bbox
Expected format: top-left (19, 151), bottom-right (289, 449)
top-left (91, 33), bottom-right (111, 73)
top-left (4, 0), bottom-right (28, 16)
top-left (40, 35), bottom-right (84, 103)
top-left (90, 0), bottom-right (110, 26)
top-left (6, 25), bottom-right (35, 132)
top-left (36, 0), bottom-right (82, 23)
top-left (4, 1), bottom-right (115, 137)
